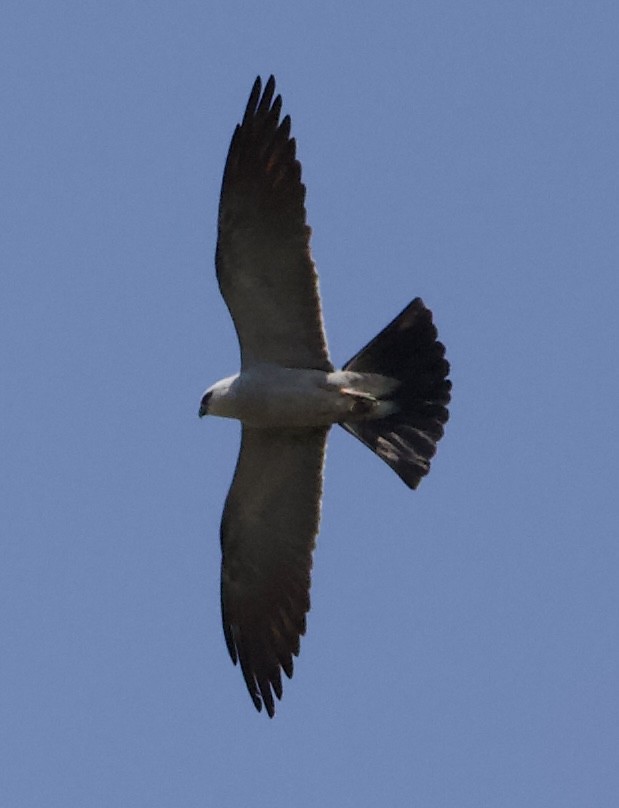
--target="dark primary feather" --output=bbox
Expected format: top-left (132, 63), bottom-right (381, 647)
top-left (216, 76), bottom-right (332, 371)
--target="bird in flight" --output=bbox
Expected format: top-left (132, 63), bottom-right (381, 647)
top-left (199, 76), bottom-right (451, 717)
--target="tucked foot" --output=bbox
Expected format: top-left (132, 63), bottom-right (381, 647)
top-left (340, 387), bottom-right (378, 416)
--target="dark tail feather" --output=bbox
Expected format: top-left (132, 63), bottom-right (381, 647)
top-left (340, 298), bottom-right (451, 489)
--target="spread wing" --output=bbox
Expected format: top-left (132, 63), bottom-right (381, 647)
top-left (216, 76), bottom-right (332, 372)
top-left (220, 425), bottom-right (328, 717)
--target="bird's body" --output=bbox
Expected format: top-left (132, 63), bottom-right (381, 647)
top-left (201, 365), bottom-right (399, 428)
top-left (200, 76), bottom-right (451, 717)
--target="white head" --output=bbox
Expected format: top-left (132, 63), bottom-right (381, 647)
top-left (198, 375), bottom-right (238, 419)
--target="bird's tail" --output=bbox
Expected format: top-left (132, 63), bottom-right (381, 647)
top-left (340, 298), bottom-right (451, 489)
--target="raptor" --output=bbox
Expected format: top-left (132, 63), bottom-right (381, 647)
top-left (200, 76), bottom-right (451, 716)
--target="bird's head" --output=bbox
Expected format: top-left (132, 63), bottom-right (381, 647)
top-left (199, 375), bottom-right (237, 419)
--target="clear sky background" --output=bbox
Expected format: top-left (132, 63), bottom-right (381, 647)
top-left (2, 2), bottom-right (618, 806)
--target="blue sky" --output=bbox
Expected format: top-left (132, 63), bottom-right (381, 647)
top-left (2, 2), bottom-right (618, 806)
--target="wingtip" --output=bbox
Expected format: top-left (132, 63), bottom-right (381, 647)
top-left (241, 74), bottom-right (279, 123)
top-left (257, 75), bottom-right (276, 116)
top-left (243, 77), bottom-right (263, 124)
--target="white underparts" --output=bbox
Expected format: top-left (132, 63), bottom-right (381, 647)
top-left (203, 365), bottom-right (399, 429)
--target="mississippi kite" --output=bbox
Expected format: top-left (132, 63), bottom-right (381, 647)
top-left (200, 76), bottom-right (451, 717)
